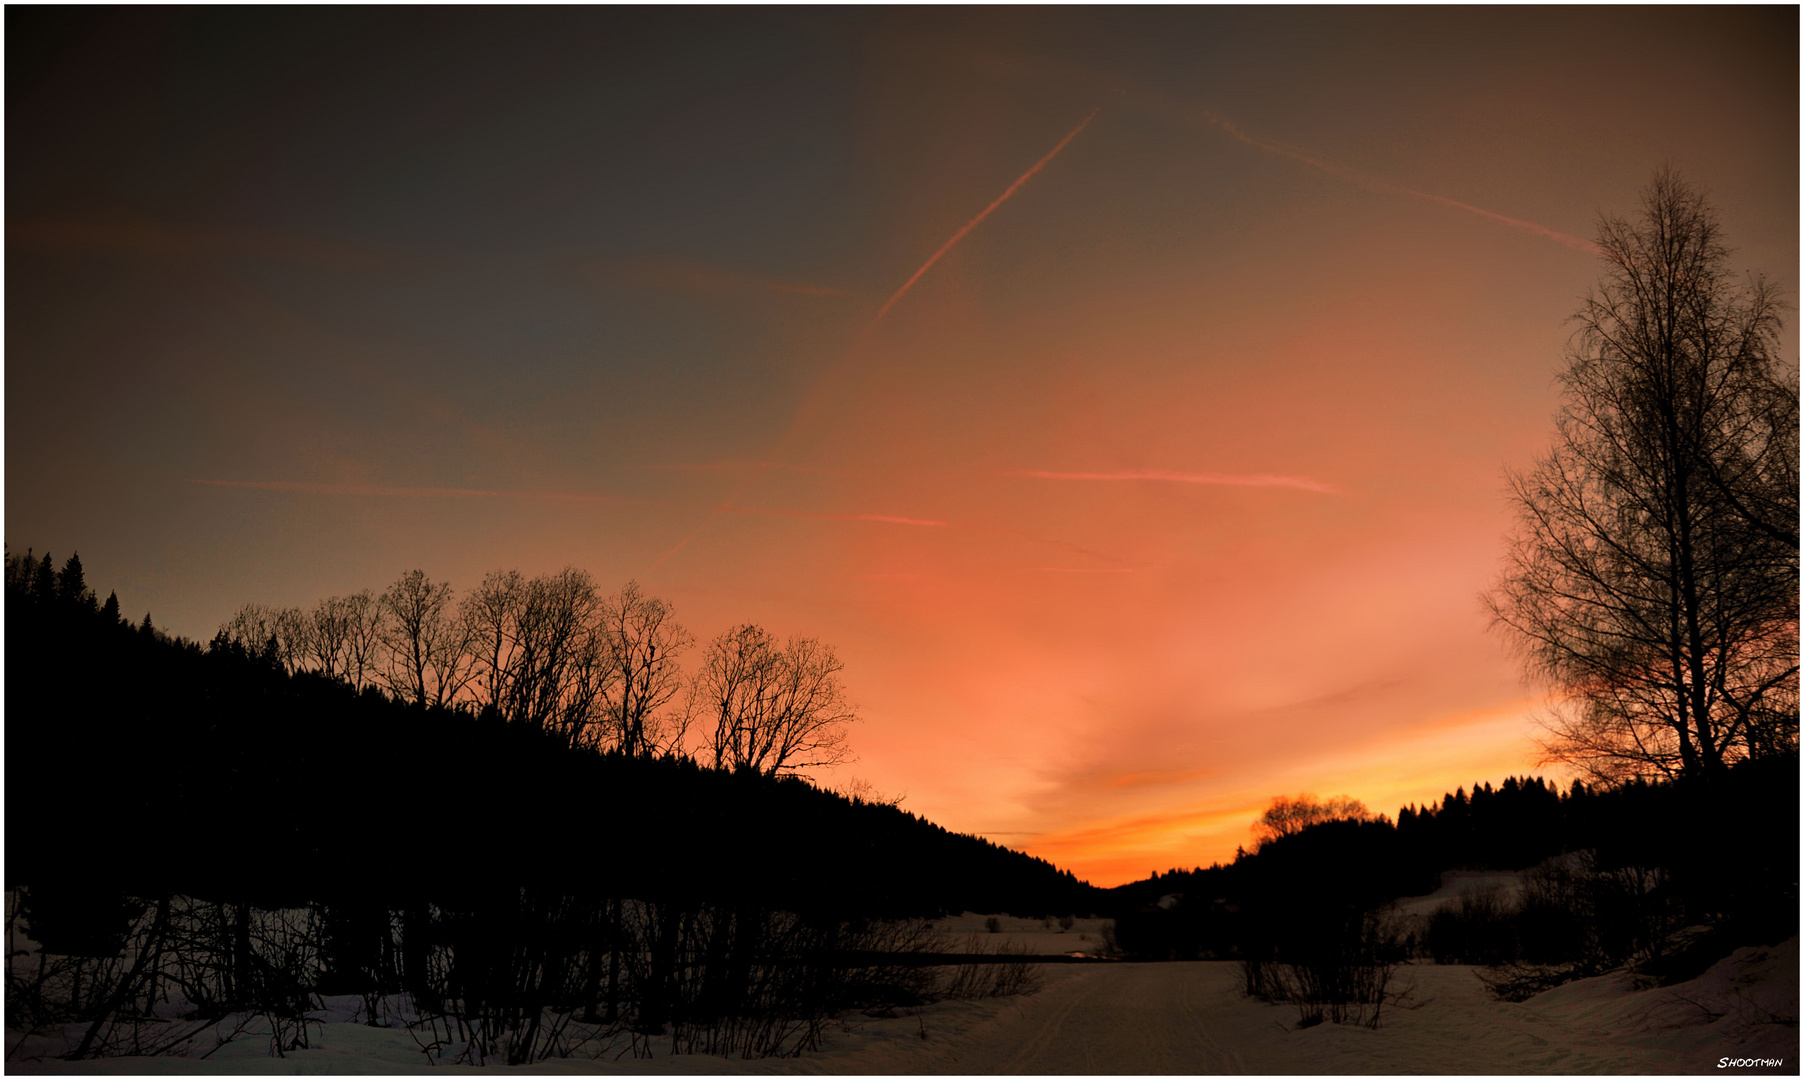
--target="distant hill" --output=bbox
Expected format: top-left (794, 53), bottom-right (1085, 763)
top-left (5, 563), bottom-right (1100, 919)
top-left (1104, 760), bottom-right (1798, 962)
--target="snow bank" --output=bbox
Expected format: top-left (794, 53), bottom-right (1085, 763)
top-left (924, 912), bottom-right (1114, 958)
top-left (1391, 869), bottom-right (1527, 923)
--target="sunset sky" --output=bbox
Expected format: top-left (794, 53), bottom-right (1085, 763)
top-left (8, 8), bottom-right (1796, 886)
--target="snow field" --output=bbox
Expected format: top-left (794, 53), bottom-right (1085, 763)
top-left (13, 939), bottom-right (1795, 1074)
top-left (921, 913), bottom-right (1116, 958)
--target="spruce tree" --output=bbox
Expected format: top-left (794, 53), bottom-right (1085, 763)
top-left (5, 547), bottom-right (30, 591)
top-left (57, 552), bottom-right (92, 609)
top-left (30, 553), bottom-right (57, 599)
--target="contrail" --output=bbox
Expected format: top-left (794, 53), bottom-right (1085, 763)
top-left (1198, 111), bottom-right (1601, 255)
top-left (651, 108), bottom-right (1102, 570)
top-left (188, 478), bottom-right (622, 503)
top-left (191, 479), bottom-right (502, 498)
top-left (717, 505), bottom-right (1129, 560)
top-left (1010, 468), bottom-right (1340, 494)
top-left (667, 504), bottom-right (1131, 568)
top-left (722, 506), bottom-right (950, 528)
top-left (643, 461), bottom-right (840, 475)
top-left (871, 107), bottom-right (1100, 326)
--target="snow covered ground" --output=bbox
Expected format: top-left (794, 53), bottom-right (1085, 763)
top-left (1391, 870), bottom-right (1527, 923)
top-left (12, 937), bottom-right (1795, 1074)
top-left (920, 912), bottom-right (1115, 958)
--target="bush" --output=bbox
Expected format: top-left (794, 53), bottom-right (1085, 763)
top-left (1241, 910), bottom-right (1410, 1029)
top-left (939, 935), bottom-right (1044, 1000)
top-left (1427, 854), bottom-right (1699, 1000)
top-left (1425, 885), bottom-right (1517, 966)
top-left (7, 886), bottom-right (1045, 1066)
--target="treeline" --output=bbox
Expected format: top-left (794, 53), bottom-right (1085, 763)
top-left (1110, 762), bottom-right (1797, 981)
top-left (5, 549), bottom-right (1094, 1060)
top-left (61, 552), bottom-right (860, 775)
top-left (6, 546), bottom-right (857, 780)
top-left (6, 548), bottom-right (1095, 914)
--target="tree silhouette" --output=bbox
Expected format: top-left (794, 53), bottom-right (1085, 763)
top-left (379, 570), bottom-right (474, 708)
top-left (1487, 168), bottom-right (1799, 782)
top-left (464, 568), bottom-right (528, 717)
top-left (219, 602), bottom-right (306, 674)
top-left (1253, 794), bottom-right (1371, 850)
top-left (56, 552), bottom-right (93, 608)
top-left (597, 581), bottom-right (691, 758)
top-left (465, 567), bottom-right (613, 747)
top-left (695, 624), bottom-right (857, 776)
top-left (31, 552), bottom-right (57, 601)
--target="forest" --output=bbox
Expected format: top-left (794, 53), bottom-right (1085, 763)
top-left (1112, 763), bottom-right (1796, 990)
top-left (4, 551), bottom-right (1095, 1063)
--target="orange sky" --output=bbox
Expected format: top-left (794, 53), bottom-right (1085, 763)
top-left (9, 8), bottom-right (1796, 885)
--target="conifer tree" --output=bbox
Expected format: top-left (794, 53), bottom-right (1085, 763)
top-left (57, 552), bottom-right (92, 609)
top-left (30, 553), bottom-right (57, 599)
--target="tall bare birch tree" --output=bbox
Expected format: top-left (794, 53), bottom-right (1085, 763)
top-left (380, 570), bottom-right (475, 708)
top-left (597, 581), bottom-right (691, 757)
top-left (1487, 169), bottom-right (1799, 782)
top-left (695, 624), bottom-right (857, 775)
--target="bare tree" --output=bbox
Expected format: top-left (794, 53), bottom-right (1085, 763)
top-left (546, 588), bottom-right (614, 751)
top-left (379, 570), bottom-right (475, 708)
top-left (596, 581), bottom-right (691, 757)
top-left (218, 603), bottom-right (307, 674)
top-left (694, 624), bottom-right (857, 776)
top-left (511, 569), bottom-right (609, 747)
top-left (339, 589), bottom-right (387, 693)
top-left (463, 568), bottom-right (614, 747)
top-left (463, 569), bottom-right (527, 717)
top-left (298, 591), bottom-right (391, 692)
top-left (303, 596), bottom-right (351, 682)
top-left (1253, 795), bottom-right (1371, 849)
top-left (1487, 169), bottom-right (1799, 782)
top-left (695, 624), bottom-right (783, 769)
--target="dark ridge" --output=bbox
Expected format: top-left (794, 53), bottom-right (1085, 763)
top-left (1105, 762), bottom-right (1798, 962)
top-left (4, 554), bottom-right (1100, 920)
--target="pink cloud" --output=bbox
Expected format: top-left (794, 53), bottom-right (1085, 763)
top-left (720, 506), bottom-right (950, 527)
top-left (1010, 469), bottom-right (1341, 494)
top-left (187, 479), bottom-right (621, 503)
top-left (643, 461), bottom-right (839, 475)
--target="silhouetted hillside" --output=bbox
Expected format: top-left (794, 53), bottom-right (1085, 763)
top-left (5, 556), bottom-right (1098, 919)
top-left (1107, 762), bottom-right (1798, 964)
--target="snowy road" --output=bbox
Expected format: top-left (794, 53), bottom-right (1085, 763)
top-left (906, 963), bottom-right (1251, 1074)
top-left (776, 949), bottom-right (1798, 1075)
